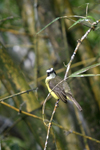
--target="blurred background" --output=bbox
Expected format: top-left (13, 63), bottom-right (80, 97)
top-left (0, 0), bottom-right (100, 150)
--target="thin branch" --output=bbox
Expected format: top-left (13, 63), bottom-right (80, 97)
top-left (0, 101), bottom-right (100, 144)
top-left (0, 101), bottom-right (42, 120)
top-left (64, 20), bottom-right (100, 79)
top-left (42, 93), bottom-right (51, 124)
top-left (44, 99), bottom-right (60, 150)
top-left (0, 16), bottom-right (14, 23)
top-left (53, 122), bottom-right (100, 144)
top-left (0, 88), bottom-right (38, 102)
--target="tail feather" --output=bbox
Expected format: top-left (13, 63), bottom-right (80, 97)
top-left (67, 94), bottom-right (82, 111)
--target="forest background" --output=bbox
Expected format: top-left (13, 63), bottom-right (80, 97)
top-left (0, 0), bottom-right (100, 150)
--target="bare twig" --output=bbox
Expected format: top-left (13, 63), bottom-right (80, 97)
top-left (0, 88), bottom-right (38, 102)
top-left (53, 122), bottom-right (100, 144)
top-left (0, 101), bottom-right (42, 120)
top-left (0, 16), bottom-right (14, 23)
top-left (44, 99), bottom-right (60, 150)
top-left (42, 93), bottom-right (51, 124)
top-left (0, 101), bottom-right (100, 144)
top-left (64, 20), bottom-right (100, 80)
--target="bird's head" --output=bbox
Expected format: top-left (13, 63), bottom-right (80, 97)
top-left (46, 68), bottom-right (57, 80)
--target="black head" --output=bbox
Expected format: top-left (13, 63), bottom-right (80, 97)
top-left (46, 68), bottom-right (57, 77)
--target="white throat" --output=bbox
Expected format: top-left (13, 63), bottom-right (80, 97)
top-left (46, 73), bottom-right (56, 80)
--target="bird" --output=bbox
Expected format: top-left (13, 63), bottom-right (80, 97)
top-left (45, 68), bottom-right (82, 111)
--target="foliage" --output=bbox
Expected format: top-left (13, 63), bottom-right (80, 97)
top-left (0, 1), bottom-right (100, 150)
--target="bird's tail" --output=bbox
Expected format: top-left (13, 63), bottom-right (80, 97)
top-left (67, 94), bottom-right (82, 111)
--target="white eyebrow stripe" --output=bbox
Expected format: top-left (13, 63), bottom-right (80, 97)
top-left (46, 68), bottom-right (54, 73)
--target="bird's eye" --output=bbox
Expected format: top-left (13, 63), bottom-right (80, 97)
top-left (47, 72), bottom-right (50, 76)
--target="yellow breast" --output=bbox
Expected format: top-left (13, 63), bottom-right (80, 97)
top-left (45, 79), bottom-right (59, 100)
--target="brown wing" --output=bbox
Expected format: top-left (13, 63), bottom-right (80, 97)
top-left (49, 77), bottom-right (67, 103)
top-left (49, 76), bottom-right (82, 111)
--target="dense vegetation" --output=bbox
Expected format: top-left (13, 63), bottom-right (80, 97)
top-left (0, 0), bottom-right (100, 150)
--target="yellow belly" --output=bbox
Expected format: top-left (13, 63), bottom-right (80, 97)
top-left (46, 81), bottom-right (58, 99)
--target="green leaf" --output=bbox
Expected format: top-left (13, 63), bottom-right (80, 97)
top-left (69, 74), bottom-right (100, 78)
top-left (69, 18), bottom-right (86, 29)
top-left (69, 63), bottom-right (100, 78)
top-left (36, 17), bottom-right (59, 34)
top-left (86, 16), bottom-right (96, 22)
